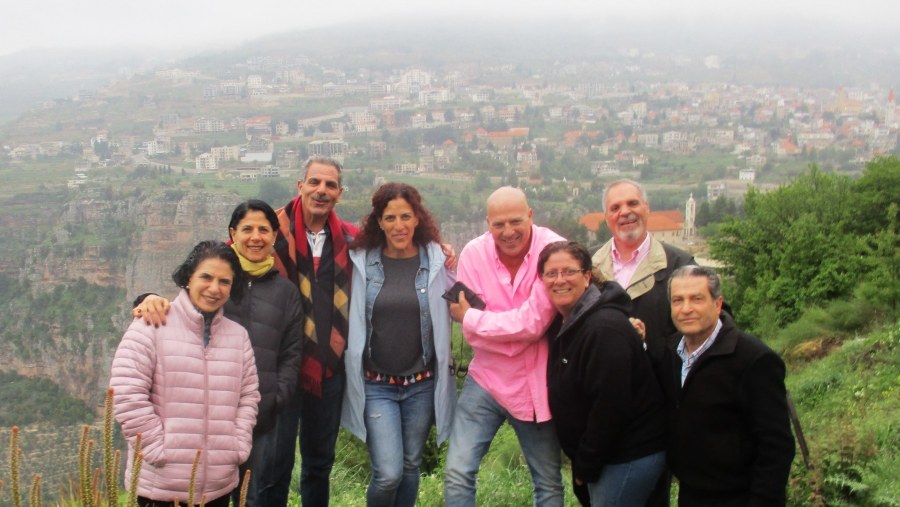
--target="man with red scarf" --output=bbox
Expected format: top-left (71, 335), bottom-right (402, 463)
top-left (272, 156), bottom-right (358, 507)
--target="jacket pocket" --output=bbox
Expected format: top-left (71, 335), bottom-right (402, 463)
top-left (142, 429), bottom-right (168, 467)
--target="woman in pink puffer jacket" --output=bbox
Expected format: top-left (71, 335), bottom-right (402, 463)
top-left (110, 241), bottom-right (260, 507)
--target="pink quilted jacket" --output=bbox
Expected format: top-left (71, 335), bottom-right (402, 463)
top-left (110, 289), bottom-right (260, 503)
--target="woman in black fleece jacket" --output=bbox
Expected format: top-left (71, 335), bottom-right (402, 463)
top-left (539, 241), bottom-right (666, 507)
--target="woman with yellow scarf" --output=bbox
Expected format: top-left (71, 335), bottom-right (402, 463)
top-left (224, 199), bottom-right (305, 506)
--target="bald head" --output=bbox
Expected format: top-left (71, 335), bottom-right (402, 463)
top-left (486, 186), bottom-right (534, 264)
top-left (487, 186), bottom-right (528, 212)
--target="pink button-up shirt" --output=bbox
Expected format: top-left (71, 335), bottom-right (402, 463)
top-left (458, 225), bottom-right (564, 422)
top-left (611, 232), bottom-right (651, 288)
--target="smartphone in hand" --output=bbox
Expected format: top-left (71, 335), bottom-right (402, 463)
top-left (442, 281), bottom-right (486, 310)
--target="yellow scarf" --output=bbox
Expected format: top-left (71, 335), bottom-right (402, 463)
top-left (231, 243), bottom-right (275, 277)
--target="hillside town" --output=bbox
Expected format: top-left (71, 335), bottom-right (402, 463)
top-left (5, 51), bottom-right (897, 192)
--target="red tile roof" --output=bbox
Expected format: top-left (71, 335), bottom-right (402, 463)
top-left (579, 212), bottom-right (606, 231)
top-left (578, 210), bottom-right (684, 233)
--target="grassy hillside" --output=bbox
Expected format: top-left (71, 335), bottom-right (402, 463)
top-left (785, 320), bottom-right (899, 506)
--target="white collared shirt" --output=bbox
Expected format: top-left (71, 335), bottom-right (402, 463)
top-left (306, 228), bottom-right (327, 257)
top-left (676, 318), bottom-right (723, 387)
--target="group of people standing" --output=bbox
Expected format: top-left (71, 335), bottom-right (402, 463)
top-left (110, 155), bottom-right (796, 507)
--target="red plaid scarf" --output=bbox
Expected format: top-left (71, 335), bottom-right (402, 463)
top-left (274, 197), bottom-right (356, 397)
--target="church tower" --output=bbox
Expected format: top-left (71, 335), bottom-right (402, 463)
top-left (684, 193), bottom-right (696, 238)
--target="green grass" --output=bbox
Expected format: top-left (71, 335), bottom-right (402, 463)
top-left (785, 320), bottom-right (900, 506)
top-left (291, 423), bottom-right (582, 506)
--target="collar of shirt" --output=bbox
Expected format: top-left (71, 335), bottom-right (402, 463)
top-left (306, 227), bottom-right (328, 258)
top-left (676, 318), bottom-right (723, 387)
top-left (611, 233), bottom-right (651, 287)
top-left (489, 227), bottom-right (535, 287)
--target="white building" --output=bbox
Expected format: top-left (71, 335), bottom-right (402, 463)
top-left (194, 118), bottom-right (225, 133)
top-left (308, 139), bottom-right (348, 157)
top-left (195, 153), bottom-right (217, 172)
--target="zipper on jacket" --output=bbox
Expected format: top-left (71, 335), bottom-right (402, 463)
top-left (242, 279), bottom-right (254, 327)
top-left (201, 338), bottom-right (210, 495)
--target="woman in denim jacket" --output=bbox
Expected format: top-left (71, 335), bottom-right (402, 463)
top-left (341, 182), bottom-right (456, 507)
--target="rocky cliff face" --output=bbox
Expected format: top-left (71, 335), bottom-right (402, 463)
top-left (0, 187), bottom-right (240, 406)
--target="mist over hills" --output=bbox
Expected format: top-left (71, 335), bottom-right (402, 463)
top-left (1, 16), bottom-right (896, 123)
top-left (192, 17), bottom-right (899, 84)
top-left (0, 46), bottom-right (191, 123)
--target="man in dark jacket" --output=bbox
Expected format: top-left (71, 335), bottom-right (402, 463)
top-left (663, 265), bottom-right (795, 506)
top-left (591, 179), bottom-right (695, 505)
top-left (591, 179), bottom-right (695, 362)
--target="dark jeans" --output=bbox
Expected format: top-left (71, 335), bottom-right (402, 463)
top-left (297, 371), bottom-right (345, 507)
top-left (644, 468), bottom-right (672, 507)
top-left (268, 396), bottom-right (303, 506)
top-left (232, 422), bottom-right (282, 506)
top-left (137, 495), bottom-right (229, 507)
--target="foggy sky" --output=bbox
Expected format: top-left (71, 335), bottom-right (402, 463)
top-left (3, 0), bottom-right (898, 57)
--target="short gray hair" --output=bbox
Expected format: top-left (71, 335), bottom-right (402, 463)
top-left (303, 156), bottom-right (343, 186)
top-left (668, 265), bottom-right (723, 300)
top-left (602, 179), bottom-right (649, 211)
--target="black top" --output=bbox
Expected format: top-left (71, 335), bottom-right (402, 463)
top-left (547, 282), bottom-right (666, 483)
top-left (366, 254), bottom-right (427, 376)
top-left (223, 268), bottom-right (303, 433)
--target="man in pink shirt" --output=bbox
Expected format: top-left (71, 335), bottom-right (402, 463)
top-left (444, 186), bottom-right (565, 507)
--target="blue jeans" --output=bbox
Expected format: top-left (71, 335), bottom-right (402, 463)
top-left (298, 371), bottom-right (345, 507)
top-left (444, 377), bottom-right (563, 507)
top-left (587, 451), bottom-right (666, 506)
top-left (364, 378), bottom-right (435, 507)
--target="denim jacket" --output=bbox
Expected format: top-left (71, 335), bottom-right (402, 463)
top-left (363, 246), bottom-right (435, 368)
top-left (342, 242), bottom-right (457, 444)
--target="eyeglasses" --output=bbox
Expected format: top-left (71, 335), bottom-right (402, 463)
top-left (541, 268), bottom-right (586, 281)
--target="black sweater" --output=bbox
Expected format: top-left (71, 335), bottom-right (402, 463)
top-left (224, 268), bottom-right (303, 433)
top-left (547, 282), bottom-right (666, 483)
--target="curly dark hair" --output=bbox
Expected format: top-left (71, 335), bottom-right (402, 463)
top-left (350, 182), bottom-right (442, 251)
top-left (171, 240), bottom-right (245, 303)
